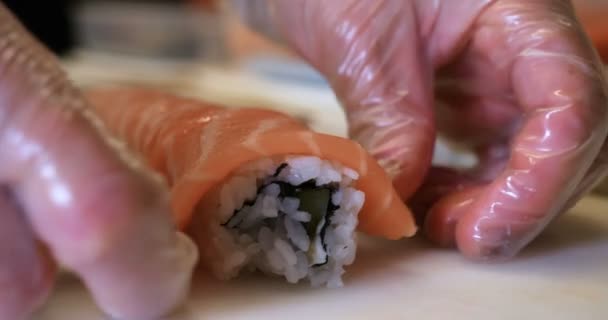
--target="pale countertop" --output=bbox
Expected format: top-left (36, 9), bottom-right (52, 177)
top-left (39, 52), bottom-right (607, 319)
top-left (34, 195), bottom-right (608, 320)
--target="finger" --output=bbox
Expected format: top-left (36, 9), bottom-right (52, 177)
top-left (563, 137), bottom-right (608, 208)
top-left (454, 0), bottom-right (608, 259)
top-left (0, 188), bottom-right (55, 320)
top-left (411, 140), bottom-right (508, 220)
top-left (429, 0), bottom-right (520, 142)
top-left (424, 185), bottom-right (485, 247)
top-left (434, 80), bottom-right (521, 143)
top-left (270, 0), bottom-right (436, 199)
top-left (470, 142), bottom-right (510, 181)
top-left (0, 5), bottom-right (198, 319)
top-left (408, 167), bottom-right (477, 223)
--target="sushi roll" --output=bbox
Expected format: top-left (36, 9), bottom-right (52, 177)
top-left (85, 88), bottom-right (417, 287)
top-left (193, 156), bottom-right (363, 287)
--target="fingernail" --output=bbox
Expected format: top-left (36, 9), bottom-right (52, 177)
top-left (424, 205), bottom-right (460, 248)
top-left (475, 243), bottom-right (518, 262)
top-left (459, 221), bottom-right (528, 262)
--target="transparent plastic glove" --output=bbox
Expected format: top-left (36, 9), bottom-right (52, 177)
top-left (249, 0), bottom-right (608, 259)
top-left (0, 4), bottom-right (197, 319)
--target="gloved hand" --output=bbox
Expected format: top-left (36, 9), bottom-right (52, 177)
top-left (255, 0), bottom-right (608, 259)
top-left (0, 4), bottom-right (197, 320)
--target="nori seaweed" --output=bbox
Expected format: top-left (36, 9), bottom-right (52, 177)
top-left (221, 162), bottom-right (342, 267)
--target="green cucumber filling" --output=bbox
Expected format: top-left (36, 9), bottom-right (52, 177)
top-left (223, 163), bottom-right (340, 267)
top-left (208, 157), bottom-right (364, 288)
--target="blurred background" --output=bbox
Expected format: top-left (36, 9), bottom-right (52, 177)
top-left (6, 0), bottom-right (608, 192)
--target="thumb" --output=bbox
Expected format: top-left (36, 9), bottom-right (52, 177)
top-left (269, 0), bottom-right (436, 199)
top-left (0, 4), bottom-right (197, 318)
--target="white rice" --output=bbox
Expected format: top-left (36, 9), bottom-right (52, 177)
top-left (202, 156), bottom-right (365, 288)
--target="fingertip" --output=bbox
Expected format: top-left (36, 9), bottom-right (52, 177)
top-left (455, 217), bottom-right (521, 262)
top-left (385, 120), bottom-right (436, 201)
top-left (392, 152), bottom-right (433, 201)
top-left (424, 204), bottom-right (459, 248)
top-left (454, 206), bottom-right (530, 262)
top-left (408, 167), bottom-right (476, 226)
top-left (423, 186), bottom-right (483, 248)
top-left (94, 231), bottom-right (198, 320)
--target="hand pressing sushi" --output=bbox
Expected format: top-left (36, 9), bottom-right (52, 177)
top-left (0, 4), bottom-right (198, 320)
top-left (260, 0), bottom-right (608, 260)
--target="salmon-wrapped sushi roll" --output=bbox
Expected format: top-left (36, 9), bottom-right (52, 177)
top-left (86, 87), bottom-right (417, 288)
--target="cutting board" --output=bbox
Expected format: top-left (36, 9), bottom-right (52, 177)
top-left (33, 195), bottom-right (608, 320)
